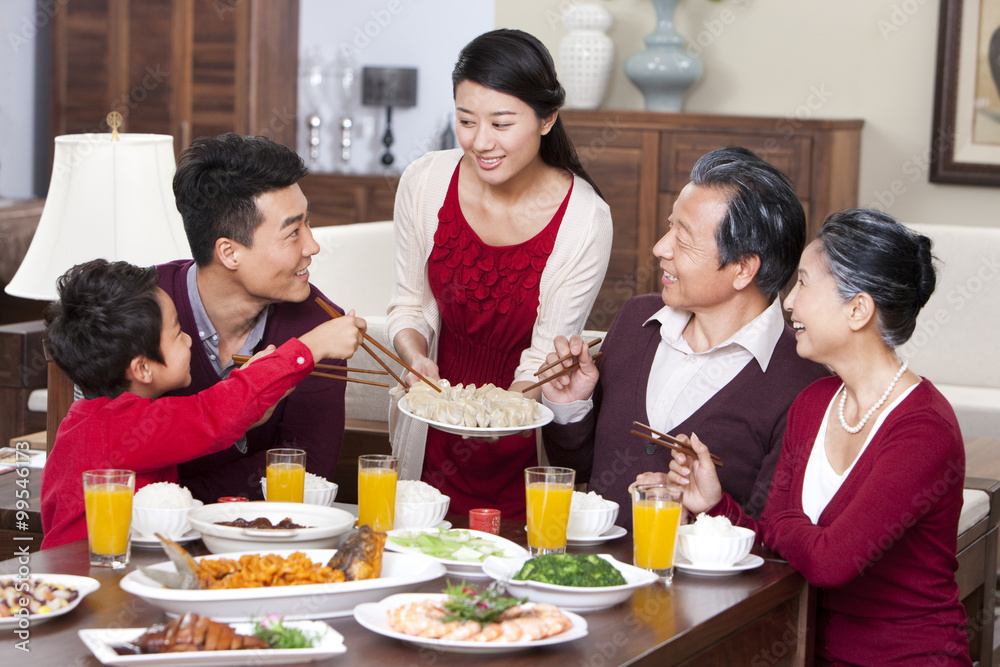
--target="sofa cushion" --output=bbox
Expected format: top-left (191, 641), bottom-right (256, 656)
top-left (901, 224), bottom-right (1000, 389)
top-left (958, 488), bottom-right (990, 536)
top-left (309, 222), bottom-right (395, 320)
top-left (900, 223), bottom-right (1000, 437)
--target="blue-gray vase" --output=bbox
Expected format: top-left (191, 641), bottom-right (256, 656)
top-left (625, 0), bottom-right (703, 111)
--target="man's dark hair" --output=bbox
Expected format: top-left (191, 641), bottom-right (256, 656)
top-left (173, 133), bottom-right (308, 266)
top-left (44, 259), bottom-right (163, 399)
top-left (690, 146), bottom-right (807, 300)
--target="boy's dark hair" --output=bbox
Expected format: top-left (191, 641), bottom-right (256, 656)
top-left (44, 259), bottom-right (164, 400)
top-left (173, 132), bottom-right (309, 266)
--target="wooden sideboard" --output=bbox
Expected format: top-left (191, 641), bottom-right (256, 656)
top-left (300, 111), bottom-right (862, 330)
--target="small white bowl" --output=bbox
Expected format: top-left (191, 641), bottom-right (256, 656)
top-left (393, 497), bottom-right (450, 530)
top-left (132, 500), bottom-right (204, 540)
top-left (566, 501), bottom-right (619, 539)
top-left (260, 478), bottom-right (338, 506)
top-left (676, 524), bottom-right (755, 567)
top-left (187, 501), bottom-right (355, 554)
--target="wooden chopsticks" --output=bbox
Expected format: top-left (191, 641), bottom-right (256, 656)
top-left (534, 337), bottom-right (603, 376)
top-left (314, 298), bottom-right (442, 392)
top-left (521, 351), bottom-right (603, 393)
top-left (232, 355), bottom-right (389, 376)
top-left (630, 421), bottom-right (723, 467)
top-left (231, 354), bottom-right (391, 388)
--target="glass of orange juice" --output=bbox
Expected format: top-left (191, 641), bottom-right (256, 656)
top-left (524, 466), bottom-right (575, 556)
top-left (632, 483), bottom-right (686, 584)
top-left (358, 455), bottom-right (397, 531)
top-left (266, 448), bottom-right (306, 502)
top-left (83, 469), bottom-right (135, 568)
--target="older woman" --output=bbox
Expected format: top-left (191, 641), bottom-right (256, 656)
top-left (655, 209), bottom-right (970, 665)
top-left (387, 29), bottom-right (612, 519)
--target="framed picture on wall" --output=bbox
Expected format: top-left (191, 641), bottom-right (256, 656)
top-left (930, 0), bottom-right (1000, 186)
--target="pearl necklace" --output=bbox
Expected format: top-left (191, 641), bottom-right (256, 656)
top-left (838, 358), bottom-right (909, 434)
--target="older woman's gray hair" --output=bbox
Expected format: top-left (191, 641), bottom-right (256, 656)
top-left (816, 208), bottom-right (936, 348)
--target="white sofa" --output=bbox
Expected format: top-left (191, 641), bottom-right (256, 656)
top-left (901, 223), bottom-right (1000, 439)
top-left (308, 222), bottom-right (399, 429)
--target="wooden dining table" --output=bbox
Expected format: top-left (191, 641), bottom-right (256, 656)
top-left (0, 508), bottom-right (811, 666)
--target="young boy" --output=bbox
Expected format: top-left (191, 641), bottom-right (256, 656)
top-left (39, 259), bottom-right (365, 549)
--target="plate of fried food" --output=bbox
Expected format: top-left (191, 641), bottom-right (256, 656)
top-left (353, 585), bottom-right (587, 654)
top-left (399, 380), bottom-right (553, 438)
top-left (119, 527), bottom-right (445, 621)
top-left (78, 612), bottom-right (345, 666)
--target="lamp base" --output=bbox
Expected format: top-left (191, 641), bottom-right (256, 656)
top-left (379, 106), bottom-right (395, 167)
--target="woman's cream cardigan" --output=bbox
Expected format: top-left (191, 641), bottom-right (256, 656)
top-left (385, 149), bottom-right (613, 479)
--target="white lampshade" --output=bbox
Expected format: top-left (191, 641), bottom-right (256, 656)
top-left (5, 133), bottom-right (191, 300)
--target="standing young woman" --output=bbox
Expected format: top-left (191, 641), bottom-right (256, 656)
top-left (655, 209), bottom-right (971, 665)
top-left (386, 29), bottom-right (612, 519)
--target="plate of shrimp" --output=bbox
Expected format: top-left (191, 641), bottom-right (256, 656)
top-left (353, 593), bottom-right (587, 654)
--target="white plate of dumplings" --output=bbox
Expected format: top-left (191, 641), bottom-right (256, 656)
top-left (399, 380), bottom-right (553, 438)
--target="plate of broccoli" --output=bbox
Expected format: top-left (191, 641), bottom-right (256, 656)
top-left (482, 554), bottom-right (658, 612)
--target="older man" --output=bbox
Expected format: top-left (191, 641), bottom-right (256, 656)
top-left (157, 133), bottom-right (349, 502)
top-left (540, 147), bottom-right (827, 527)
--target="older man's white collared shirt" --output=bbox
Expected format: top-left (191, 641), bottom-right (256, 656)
top-left (644, 298), bottom-right (786, 434)
top-left (546, 299), bottom-right (786, 431)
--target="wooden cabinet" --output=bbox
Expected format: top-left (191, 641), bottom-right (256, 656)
top-left (50, 0), bottom-right (298, 155)
top-left (560, 110), bottom-right (863, 330)
top-left (298, 173), bottom-right (398, 228)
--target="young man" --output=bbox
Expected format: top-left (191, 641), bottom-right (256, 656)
top-left (40, 260), bottom-right (363, 549)
top-left (540, 147), bottom-right (829, 526)
top-left (158, 133), bottom-right (351, 502)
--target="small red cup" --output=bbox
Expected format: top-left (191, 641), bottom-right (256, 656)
top-left (217, 496), bottom-right (248, 503)
top-left (469, 508), bottom-right (501, 535)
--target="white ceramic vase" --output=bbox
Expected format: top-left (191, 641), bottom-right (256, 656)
top-left (560, 3), bottom-right (614, 109)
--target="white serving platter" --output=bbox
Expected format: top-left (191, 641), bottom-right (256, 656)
top-left (398, 396), bottom-right (553, 438)
top-left (186, 502), bottom-right (356, 554)
top-left (119, 549), bottom-right (445, 621)
top-left (482, 554), bottom-right (658, 612)
top-left (0, 574), bottom-right (100, 629)
top-left (353, 593), bottom-right (587, 654)
top-left (385, 528), bottom-right (528, 578)
top-left (78, 620), bottom-right (344, 666)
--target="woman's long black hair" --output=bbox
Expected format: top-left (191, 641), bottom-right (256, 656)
top-left (452, 29), bottom-right (603, 199)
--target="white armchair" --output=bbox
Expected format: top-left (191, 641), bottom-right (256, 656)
top-left (903, 223), bottom-right (1000, 439)
top-left (308, 222), bottom-right (399, 429)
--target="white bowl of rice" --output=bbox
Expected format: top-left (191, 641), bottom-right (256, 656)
top-left (259, 472), bottom-right (338, 506)
top-left (566, 491), bottom-right (619, 539)
top-left (131, 482), bottom-right (203, 539)
top-left (394, 481), bottom-right (450, 530)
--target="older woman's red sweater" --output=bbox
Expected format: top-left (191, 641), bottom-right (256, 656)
top-left (713, 377), bottom-right (971, 665)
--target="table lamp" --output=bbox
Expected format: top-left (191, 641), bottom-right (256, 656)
top-left (361, 67), bottom-right (418, 168)
top-left (5, 117), bottom-right (192, 447)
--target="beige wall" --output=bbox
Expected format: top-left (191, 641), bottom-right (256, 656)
top-left (497, 0), bottom-right (1000, 228)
